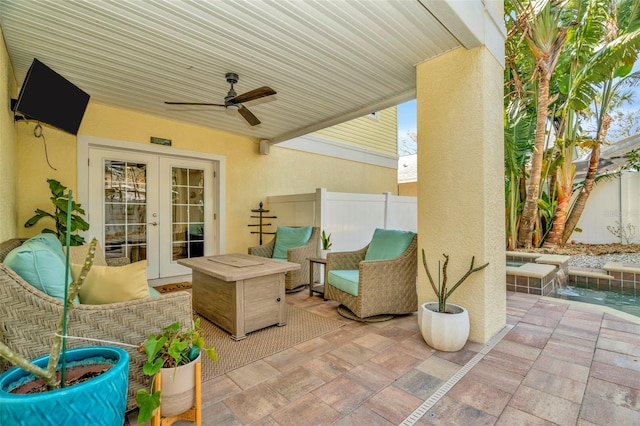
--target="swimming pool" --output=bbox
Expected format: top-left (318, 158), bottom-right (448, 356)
top-left (551, 285), bottom-right (640, 317)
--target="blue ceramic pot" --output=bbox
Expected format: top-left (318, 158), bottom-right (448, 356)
top-left (0, 346), bottom-right (129, 426)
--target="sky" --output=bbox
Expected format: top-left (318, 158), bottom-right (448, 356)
top-left (396, 61), bottom-right (640, 155)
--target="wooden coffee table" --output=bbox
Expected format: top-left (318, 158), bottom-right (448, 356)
top-left (178, 254), bottom-right (300, 340)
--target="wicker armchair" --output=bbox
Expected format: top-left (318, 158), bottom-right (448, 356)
top-left (0, 238), bottom-right (193, 412)
top-left (324, 234), bottom-right (418, 319)
top-left (248, 227), bottom-right (320, 291)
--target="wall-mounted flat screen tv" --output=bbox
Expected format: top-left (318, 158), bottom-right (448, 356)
top-left (13, 58), bottom-right (90, 135)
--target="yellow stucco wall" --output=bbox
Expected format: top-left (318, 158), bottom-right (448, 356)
top-left (398, 182), bottom-right (417, 197)
top-left (13, 99), bottom-right (397, 253)
top-left (0, 28), bottom-right (18, 242)
top-left (416, 47), bottom-right (506, 344)
top-left (315, 107), bottom-right (397, 155)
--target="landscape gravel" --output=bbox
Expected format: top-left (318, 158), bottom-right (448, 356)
top-left (568, 252), bottom-right (640, 269)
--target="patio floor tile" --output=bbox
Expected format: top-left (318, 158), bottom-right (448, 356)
top-left (495, 406), bottom-right (556, 425)
top-left (446, 376), bottom-right (513, 417)
top-left (266, 366), bottom-right (325, 401)
top-left (302, 355), bottom-right (353, 382)
top-left (270, 393), bottom-right (341, 426)
top-left (226, 359), bottom-right (281, 390)
top-left (532, 355), bottom-right (591, 383)
top-left (364, 385), bottom-right (423, 424)
top-left (466, 360), bottom-right (525, 394)
top-left (590, 361), bottom-right (640, 390)
top-left (369, 346), bottom-right (422, 375)
top-left (344, 361), bottom-right (397, 391)
top-left (508, 385), bottom-right (581, 426)
top-left (579, 394), bottom-right (640, 425)
top-left (311, 375), bottom-right (373, 414)
top-left (521, 368), bottom-right (587, 403)
top-left (332, 405), bottom-right (393, 426)
top-left (139, 289), bottom-right (640, 426)
top-left (352, 332), bottom-right (397, 352)
top-left (414, 354), bottom-right (461, 381)
top-left (393, 368), bottom-right (444, 400)
top-left (593, 348), bottom-right (640, 372)
top-left (223, 383), bottom-right (289, 424)
top-left (418, 395), bottom-right (498, 425)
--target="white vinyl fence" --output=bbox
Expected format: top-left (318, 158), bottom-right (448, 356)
top-left (571, 171), bottom-right (640, 244)
top-left (266, 188), bottom-right (418, 251)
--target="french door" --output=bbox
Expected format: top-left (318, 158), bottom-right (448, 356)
top-left (88, 148), bottom-right (216, 280)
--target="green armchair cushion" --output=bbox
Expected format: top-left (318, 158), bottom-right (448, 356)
top-left (3, 233), bottom-right (72, 301)
top-left (364, 228), bottom-right (416, 261)
top-left (327, 270), bottom-right (360, 296)
top-left (272, 226), bottom-right (313, 260)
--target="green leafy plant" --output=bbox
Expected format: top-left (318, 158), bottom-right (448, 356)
top-left (321, 230), bottom-right (332, 250)
top-left (136, 319), bottom-right (217, 423)
top-left (422, 249), bottom-right (489, 313)
top-left (24, 179), bottom-right (89, 246)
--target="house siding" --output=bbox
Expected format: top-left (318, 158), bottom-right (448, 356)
top-left (314, 107), bottom-right (397, 156)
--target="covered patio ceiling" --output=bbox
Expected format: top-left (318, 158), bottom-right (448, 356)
top-left (1, 0), bottom-right (492, 144)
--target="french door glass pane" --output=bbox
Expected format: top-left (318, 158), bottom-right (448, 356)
top-left (104, 160), bottom-right (147, 262)
top-left (172, 167), bottom-right (204, 260)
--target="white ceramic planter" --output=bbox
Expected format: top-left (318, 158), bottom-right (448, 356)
top-left (320, 249), bottom-right (331, 259)
top-left (160, 354), bottom-right (200, 417)
top-left (418, 302), bottom-right (470, 352)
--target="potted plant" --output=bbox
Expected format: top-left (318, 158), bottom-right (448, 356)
top-left (136, 319), bottom-right (217, 424)
top-left (24, 178), bottom-right (90, 246)
top-left (0, 236), bottom-right (130, 425)
top-left (320, 230), bottom-right (332, 259)
top-left (419, 249), bottom-right (489, 352)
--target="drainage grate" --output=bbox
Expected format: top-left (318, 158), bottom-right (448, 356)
top-left (400, 324), bottom-right (514, 425)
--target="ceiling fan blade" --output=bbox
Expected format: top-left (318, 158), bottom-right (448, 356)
top-left (230, 86), bottom-right (276, 104)
top-left (164, 101), bottom-right (225, 106)
top-left (238, 105), bottom-right (261, 126)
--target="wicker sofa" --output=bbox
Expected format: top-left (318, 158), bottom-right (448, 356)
top-left (248, 226), bottom-right (320, 291)
top-left (0, 238), bottom-right (193, 412)
top-left (324, 231), bottom-right (418, 319)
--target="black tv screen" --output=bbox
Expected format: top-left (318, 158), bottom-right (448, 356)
top-left (13, 58), bottom-right (90, 135)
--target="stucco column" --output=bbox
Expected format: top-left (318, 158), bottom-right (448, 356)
top-left (416, 46), bottom-right (506, 343)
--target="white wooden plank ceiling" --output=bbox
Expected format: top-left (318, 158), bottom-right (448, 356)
top-left (0, 0), bottom-right (463, 143)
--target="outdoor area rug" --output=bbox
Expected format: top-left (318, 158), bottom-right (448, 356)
top-left (196, 305), bottom-right (344, 381)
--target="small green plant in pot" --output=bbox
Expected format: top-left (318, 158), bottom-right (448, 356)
top-left (24, 179), bottom-right (90, 246)
top-left (419, 249), bottom-right (489, 352)
top-left (136, 319), bottom-right (217, 423)
top-left (321, 230), bottom-right (332, 251)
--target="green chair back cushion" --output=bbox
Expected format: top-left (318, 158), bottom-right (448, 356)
top-left (328, 270), bottom-right (360, 296)
top-left (4, 233), bottom-right (72, 301)
top-left (364, 228), bottom-right (415, 261)
top-left (272, 226), bottom-right (312, 260)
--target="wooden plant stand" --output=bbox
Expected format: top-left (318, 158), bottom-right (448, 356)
top-left (151, 362), bottom-right (202, 426)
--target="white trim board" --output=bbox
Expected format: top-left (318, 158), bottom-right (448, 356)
top-left (276, 133), bottom-right (398, 169)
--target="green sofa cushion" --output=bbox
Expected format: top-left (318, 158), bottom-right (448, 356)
top-left (4, 233), bottom-right (72, 301)
top-left (327, 270), bottom-right (360, 297)
top-left (364, 228), bottom-right (415, 261)
top-left (272, 226), bottom-right (312, 260)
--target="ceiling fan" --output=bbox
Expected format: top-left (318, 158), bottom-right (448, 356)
top-left (164, 73), bottom-right (276, 126)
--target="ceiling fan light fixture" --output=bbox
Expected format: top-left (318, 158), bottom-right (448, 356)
top-left (226, 103), bottom-right (240, 110)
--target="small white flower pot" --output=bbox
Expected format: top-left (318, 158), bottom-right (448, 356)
top-left (418, 302), bottom-right (470, 352)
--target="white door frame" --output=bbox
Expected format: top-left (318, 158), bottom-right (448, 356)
top-left (77, 136), bottom-right (226, 280)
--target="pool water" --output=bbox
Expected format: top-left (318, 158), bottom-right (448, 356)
top-left (551, 285), bottom-right (640, 318)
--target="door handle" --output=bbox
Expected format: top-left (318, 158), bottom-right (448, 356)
top-left (148, 221), bottom-right (158, 226)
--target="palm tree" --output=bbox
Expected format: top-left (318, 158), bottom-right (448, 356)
top-left (514, 0), bottom-right (568, 249)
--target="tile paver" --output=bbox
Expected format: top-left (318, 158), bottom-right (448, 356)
top-left (129, 290), bottom-right (640, 426)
